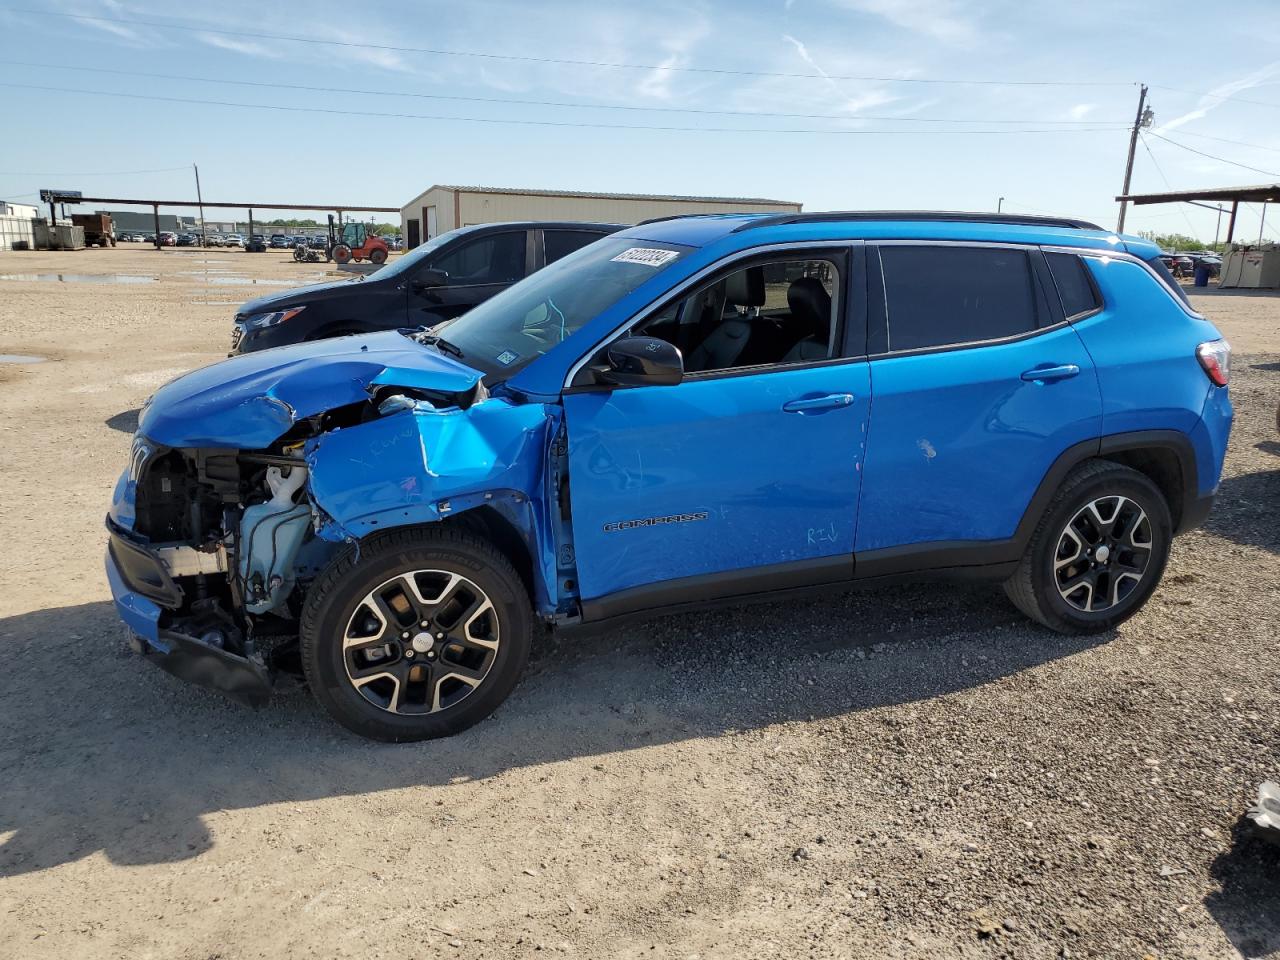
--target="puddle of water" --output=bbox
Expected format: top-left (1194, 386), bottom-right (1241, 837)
top-left (0, 273), bottom-right (156, 284)
top-left (205, 277), bottom-right (304, 286)
top-left (0, 354), bottom-right (48, 364)
top-left (174, 269), bottom-right (234, 275)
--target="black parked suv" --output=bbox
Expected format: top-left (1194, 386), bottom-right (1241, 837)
top-left (229, 221), bottom-right (622, 354)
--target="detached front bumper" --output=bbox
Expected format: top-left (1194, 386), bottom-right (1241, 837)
top-left (105, 522), bottom-right (273, 708)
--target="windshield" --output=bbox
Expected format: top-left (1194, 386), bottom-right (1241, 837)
top-left (428, 236), bottom-right (690, 379)
top-left (371, 227), bottom-right (483, 281)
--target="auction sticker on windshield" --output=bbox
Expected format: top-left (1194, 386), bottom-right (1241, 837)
top-left (610, 247), bottom-right (681, 267)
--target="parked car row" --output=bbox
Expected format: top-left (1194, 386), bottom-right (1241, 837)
top-left (1159, 251), bottom-right (1223, 279)
top-left (111, 229), bottom-right (404, 251)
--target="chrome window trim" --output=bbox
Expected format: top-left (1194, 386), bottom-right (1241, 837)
top-left (872, 239), bottom-right (1041, 251)
top-left (866, 318), bottom-right (1073, 362)
top-left (870, 240), bottom-right (1045, 357)
top-left (561, 240), bottom-right (860, 391)
top-left (1041, 248), bottom-right (1106, 323)
top-left (1041, 244), bottom-right (1205, 320)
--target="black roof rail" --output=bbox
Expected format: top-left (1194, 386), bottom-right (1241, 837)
top-left (635, 213), bottom-right (718, 226)
top-left (729, 210), bottom-right (1105, 233)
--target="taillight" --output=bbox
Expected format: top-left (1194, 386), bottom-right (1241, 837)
top-left (1196, 339), bottom-right (1231, 387)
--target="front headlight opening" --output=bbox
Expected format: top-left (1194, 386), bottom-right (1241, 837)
top-left (245, 305), bottom-right (306, 330)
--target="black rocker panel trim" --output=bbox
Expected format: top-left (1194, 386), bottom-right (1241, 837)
top-left (574, 430), bottom-right (1204, 625)
top-left (580, 554), bottom-right (854, 623)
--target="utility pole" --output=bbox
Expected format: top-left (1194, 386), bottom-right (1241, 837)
top-left (1213, 204), bottom-right (1224, 248)
top-left (1116, 84), bottom-right (1153, 234)
top-left (997, 197), bottom-right (1004, 213)
top-left (193, 163), bottom-right (207, 248)
top-left (1260, 203), bottom-right (1268, 244)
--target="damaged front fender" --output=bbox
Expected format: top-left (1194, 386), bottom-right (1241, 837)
top-left (304, 398), bottom-right (564, 609)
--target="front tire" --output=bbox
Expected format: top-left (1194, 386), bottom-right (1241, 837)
top-left (301, 527), bottom-right (533, 742)
top-left (369, 248), bottom-right (388, 265)
top-left (1004, 460), bottom-right (1172, 634)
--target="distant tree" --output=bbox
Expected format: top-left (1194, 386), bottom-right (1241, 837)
top-left (1136, 230), bottom-right (1226, 252)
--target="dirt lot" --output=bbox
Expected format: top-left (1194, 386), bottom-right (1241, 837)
top-left (0, 246), bottom-right (1277, 959)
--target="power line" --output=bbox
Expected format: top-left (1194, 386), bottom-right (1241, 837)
top-left (1138, 132), bottom-right (1202, 238)
top-left (0, 81), bottom-right (1131, 136)
top-left (1149, 83), bottom-right (1280, 111)
top-left (0, 59), bottom-right (1131, 126)
top-left (1168, 129), bottom-right (1280, 157)
top-left (1146, 132), bottom-right (1280, 179)
top-left (0, 165), bottom-right (190, 176)
top-left (2, 6), bottom-right (1135, 88)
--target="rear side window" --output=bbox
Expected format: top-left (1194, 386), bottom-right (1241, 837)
top-left (879, 245), bottom-right (1039, 352)
top-left (1143, 255), bottom-right (1193, 307)
top-left (430, 231), bottom-right (526, 285)
top-left (1045, 252), bottom-right (1102, 318)
top-left (545, 229), bottom-right (605, 264)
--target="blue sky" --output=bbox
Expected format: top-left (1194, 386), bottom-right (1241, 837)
top-left (2, 0), bottom-right (1278, 242)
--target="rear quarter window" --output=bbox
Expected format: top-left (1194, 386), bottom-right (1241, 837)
top-left (1045, 252), bottom-right (1103, 318)
top-left (1143, 255), bottom-right (1193, 308)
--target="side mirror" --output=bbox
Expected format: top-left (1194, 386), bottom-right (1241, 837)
top-left (596, 337), bottom-right (683, 387)
top-left (411, 268), bottom-right (449, 292)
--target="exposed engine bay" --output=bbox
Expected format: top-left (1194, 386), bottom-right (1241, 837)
top-left (113, 373), bottom-right (499, 701)
top-left (106, 329), bottom-right (564, 708)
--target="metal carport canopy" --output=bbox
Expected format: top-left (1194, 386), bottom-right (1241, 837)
top-left (1116, 183), bottom-right (1280, 243)
top-left (41, 193), bottom-right (399, 250)
top-left (44, 194), bottom-right (398, 213)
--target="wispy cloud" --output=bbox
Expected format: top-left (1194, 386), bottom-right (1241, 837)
top-left (782, 34), bottom-right (899, 115)
top-left (829, 0), bottom-right (978, 45)
top-left (1155, 60), bottom-right (1280, 133)
top-left (638, 53), bottom-right (683, 100)
top-left (53, 0), bottom-right (157, 46)
top-left (1068, 103), bottom-right (1096, 120)
top-left (196, 32), bottom-right (279, 60)
top-left (633, 15), bottom-right (711, 101)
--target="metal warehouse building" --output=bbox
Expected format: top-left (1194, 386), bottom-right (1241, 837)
top-left (398, 184), bottom-right (801, 249)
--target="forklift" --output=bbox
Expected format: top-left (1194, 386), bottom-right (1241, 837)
top-left (293, 214), bottom-right (389, 265)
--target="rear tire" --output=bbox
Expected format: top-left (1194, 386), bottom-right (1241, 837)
top-left (301, 527), bottom-right (533, 742)
top-left (1003, 460), bottom-right (1172, 634)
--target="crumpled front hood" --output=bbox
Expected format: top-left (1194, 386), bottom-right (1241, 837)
top-left (139, 331), bottom-right (483, 448)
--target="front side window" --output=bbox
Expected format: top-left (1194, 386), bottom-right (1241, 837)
top-left (879, 245), bottom-right (1039, 352)
top-left (431, 231), bottom-right (526, 286)
top-left (433, 237), bottom-right (690, 378)
top-left (634, 258), bottom-right (840, 374)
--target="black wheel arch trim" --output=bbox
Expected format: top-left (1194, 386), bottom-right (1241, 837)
top-left (855, 429), bottom-right (1200, 579)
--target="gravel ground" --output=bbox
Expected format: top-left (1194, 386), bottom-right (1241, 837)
top-left (0, 247), bottom-right (1277, 959)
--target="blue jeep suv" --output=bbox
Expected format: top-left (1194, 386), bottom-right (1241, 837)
top-left (106, 211), bottom-right (1233, 741)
